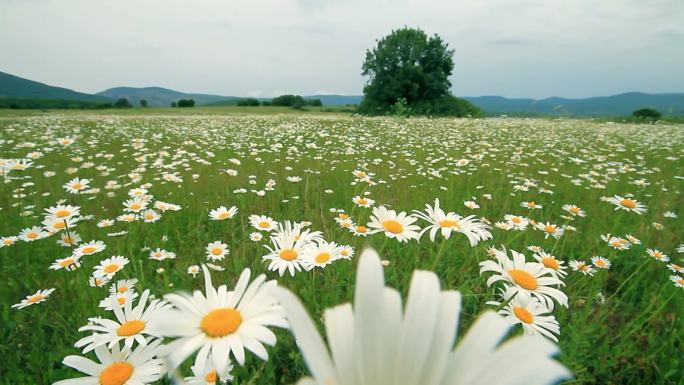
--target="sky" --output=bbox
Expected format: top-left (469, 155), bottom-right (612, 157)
top-left (1, 0), bottom-right (683, 99)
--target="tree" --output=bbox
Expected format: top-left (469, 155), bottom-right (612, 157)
top-left (140, 99), bottom-right (148, 107)
top-left (171, 102), bottom-right (177, 107)
top-left (114, 98), bottom-right (132, 108)
top-left (177, 99), bottom-right (195, 108)
top-left (632, 108), bottom-right (661, 120)
top-left (272, 95), bottom-right (305, 106)
top-left (237, 98), bottom-right (261, 106)
top-left (359, 27), bottom-right (481, 117)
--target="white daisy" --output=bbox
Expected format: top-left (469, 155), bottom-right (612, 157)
top-left (367, 206), bottom-right (421, 243)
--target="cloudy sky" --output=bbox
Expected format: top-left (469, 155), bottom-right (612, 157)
top-left (1, 0), bottom-right (683, 98)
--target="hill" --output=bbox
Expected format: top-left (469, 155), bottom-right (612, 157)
top-left (0, 71), bottom-right (110, 102)
top-left (463, 92), bottom-right (684, 116)
top-left (96, 87), bottom-right (239, 107)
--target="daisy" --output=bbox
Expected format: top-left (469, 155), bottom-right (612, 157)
top-left (44, 204), bottom-right (81, 220)
top-left (249, 232), bottom-right (263, 242)
top-left (74, 240), bottom-right (106, 256)
top-left (12, 288), bottom-right (55, 309)
top-left (646, 249), bottom-right (669, 262)
top-left (272, 248), bottom-right (570, 385)
top-left (532, 251), bottom-right (567, 278)
top-left (667, 263), bottom-right (684, 274)
top-left (184, 355), bottom-right (234, 385)
top-left (142, 210), bottom-right (160, 223)
top-left (43, 216), bottom-right (78, 233)
top-left (149, 248), bottom-right (175, 261)
top-left (262, 232), bottom-right (310, 276)
top-left (604, 195), bottom-right (647, 214)
top-left (339, 245), bottom-right (354, 260)
top-left (490, 291), bottom-right (560, 342)
top-left (367, 206), bottom-right (421, 243)
top-left (479, 247), bottom-right (568, 311)
top-left (302, 241), bottom-right (342, 269)
top-left (0, 236), bottom-right (18, 248)
top-left (110, 279), bottom-right (138, 295)
top-left (569, 260), bottom-right (596, 276)
top-left (669, 275), bottom-right (684, 289)
top-left (206, 241), bottom-right (229, 261)
top-left (50, 255), bottom-right (83, 271)
top-left (625, 234), bottom-right (641, 245)
top-left (53, 340), bottom-right (165, 385)
top-left (535, 222), bottom-right (564, 239)
top-left (154, 265), bottom-right (288, 373)
top-left (123, 197), bottom-right (148, 213)
top-left (413, 199), bottom-right (491, 245)
top-left (19, 226), bottom-right (49, 242)
top-left (64, 177), bottom-right (90, 194)
top-left (93, 256), bottom-right (130, 279)
top-left (57, 232), bottom-right (82, 247)
top-left (90, 276), bottom-right (110, 288)
top-left (272, 220), bottom-right (323, 244)
top-left (504, 214), bottom-right (529, 230)
top-left (209, 205), bottom-right (238, 221)
top-left (98, 219), bottom-right (115, 228)
top-left (351, 224), bottom-right (369, 237)
top-left (562, 204), bottom-right (586, 217)
top-left (521, 201), bottom-right (542, 209)
top-left (76, 290), bottom-right (169, 352)
top-left (464, 200), bottom-right (480, 209)
top-left (249, 215), bottom-right (278, 231)
top-left (591, 256), bottom-right (611, 269)
top-left (601, 234), bottom-right (630, 250)
top-left (100, 291), bottom-right (139, 311)
top-left (188, 265), bottom-right (201, 277)
top-left (352, 196), bottom-right (375, 208)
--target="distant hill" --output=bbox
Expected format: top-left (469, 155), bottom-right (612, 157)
top-left (462, 92), bottom-right (684, 116)
top-left (0, 71), bottom-right (111, 102)
top-left (96, 87), bottom-right (239, 107)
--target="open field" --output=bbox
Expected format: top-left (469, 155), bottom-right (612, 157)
top-left (1, 111), bottom-right (683, 385)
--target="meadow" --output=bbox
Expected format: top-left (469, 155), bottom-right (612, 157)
top-left (0, 109), bottom-right (682, 385)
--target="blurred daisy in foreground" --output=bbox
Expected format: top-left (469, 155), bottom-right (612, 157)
top-left (12, 288), bottom-right (55, 309)
top-left (368, 206), bottom-right (421, 243)
top-left (155, 265), bottom-right (287, 374)
top-left (272, 248), bottom-right (570, 385)
top-left (54, 340), bottom-right (164, 385)
top-left (184, 354), bottom-right (234, 385)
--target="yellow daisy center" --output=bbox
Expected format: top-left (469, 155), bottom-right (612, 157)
top-left (279, 249), bottom-right (298, 261)
top-left (542, 257), bottom-right (559, 270)
top-left (211, 247), bottom-right (223, 256)
top-left (218, 212), bottom-right (231, 219)
top-left (72, 183), bottom-right (83, 189)
top-left (104, 264), bottom-right (119, 274)
top-left (569, 207), bottom-right (580, 214)
top-left (82, 246), bottom-right (97, 254)
top-left (3, 239), bottom-right (14, 245)
top-left (511, 217), bottom-right (522, 224)
top-left (27, 295), bottom-right (44, 303)
top-left (130, 203), bottom-right (141, 210)
top-left (59, 258), bottom-right (76, 267)
top-left (509, 269), bottom-right (538, 290)
top-left (118, 286), bottom-right (129, 293)
top-left (27, 232), bottom-right (38, 239)
top-left (439, 219), bottom-right (460, 228)
top-left (357, 198), bottom-right (368, 205)
top-left (383, 220), bottom-right (404, 234)
top-left (205, 369), bottom-right (218, 383)
top-left (99, 362), bottom-right (134, 385)
top-left (55, 209), bottom-right (71, 217)
top-left (513, 306), bottom-right (534, 324)
top-left (258, 221), bottom-right (271, 228)
top-left (356, 225), bottom-right (367, 233)
top-left (54, 221), bottom-right (66, 230)
top-left (544, 225), bottom-right (556, 234)
top-left (527, 201), bottom-right (536, 207)
top-left (201, 308), bottom-right (242, 338)
top-left (620, 199), bottom-right (636, 209)
top-left (315, 252), bottom-right (331, 264)
top-left (116, 320), bottom-right (146, 336)
top-left (117, 297), bottom-right (126, 305)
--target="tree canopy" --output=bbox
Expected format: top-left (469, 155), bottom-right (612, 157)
top-left (359, 27), bottom-right (481, 117)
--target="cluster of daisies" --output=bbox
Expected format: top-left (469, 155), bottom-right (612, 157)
top-left (332, 198), bottom-right (493, 246)
top-left (50, 263), bottom-right (288, 385)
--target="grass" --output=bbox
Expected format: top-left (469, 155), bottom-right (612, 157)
top-left (0, 110), bottom-right (682, 384)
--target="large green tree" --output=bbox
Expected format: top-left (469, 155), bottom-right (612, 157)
top-left (360, 27), bottom-right (481, 117)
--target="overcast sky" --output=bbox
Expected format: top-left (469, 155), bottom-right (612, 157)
top-left (1, 0), bottom-right (683, 98)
